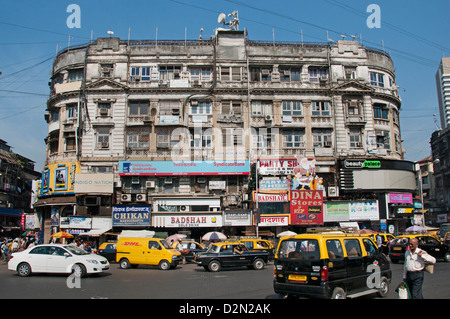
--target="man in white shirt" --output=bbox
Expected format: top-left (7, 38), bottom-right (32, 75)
top-left (403, 238), bottom-right (436, 299)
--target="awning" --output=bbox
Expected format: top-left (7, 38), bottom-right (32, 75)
top-left (78, 228), bottom-right (111, 237)
top-left (0, 207), bottom-right (23, 217)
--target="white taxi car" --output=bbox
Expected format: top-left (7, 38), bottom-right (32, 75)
top-left (8, 244), bottom-right (110, 277)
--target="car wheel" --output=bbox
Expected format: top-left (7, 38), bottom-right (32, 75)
top-left (159, 260), bottom-right (170, 270)
top-left (444, 252), bottom-right (450, 262)
top-left (119, 258), bottom-right (131, 269)
top-left (208, 260), bottom-right (221, 272)
top-left (72, 263), bottom-right (87, 278)
top-left (253, 258), bottom-right (265, 270)
top-left (377, 276), bottom-right (390, 298)
top-left (17, 262), bottom-right (32, 277)
top-left (331, 287), bottom-right (346, 299)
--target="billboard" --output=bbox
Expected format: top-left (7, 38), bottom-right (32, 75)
top-left (290, 190), bottom-right (324, 225)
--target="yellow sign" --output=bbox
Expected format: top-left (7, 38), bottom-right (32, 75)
top-left (39, 162), bottom-right (80, 195)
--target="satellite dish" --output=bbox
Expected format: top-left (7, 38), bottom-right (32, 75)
top-left (218, 13), bottom-right (226, 24)
top-left (107, 30), bottom-right (114, 36)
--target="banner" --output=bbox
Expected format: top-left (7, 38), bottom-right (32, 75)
top-left (290, 190), bottom-right (323, 225)
top-left (112, 206), bottom-right (151, 227)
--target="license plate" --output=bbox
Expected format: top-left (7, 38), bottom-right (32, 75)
top-left (394, 247), bottom-right (402, 251)
top-left (288, 274), bottom-right (307, 282)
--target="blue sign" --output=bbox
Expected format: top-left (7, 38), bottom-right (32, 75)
top-left (112, 206), bottom-right (151, 227)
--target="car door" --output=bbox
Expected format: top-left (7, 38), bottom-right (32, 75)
top-left (219, 244), bottom-right (235, 266)
top-left (419, 236), bottom-right (444, 258)
top-left (343, 239), bottom-right (365, 291)
top-left (146, 240), bottom-right (163, 265)
top-left (233, 244), bottom-right (252, 266)
top-left (47, 246), bottom-right (73, 273)
top-left (27, 246), bottom-right (51, 272)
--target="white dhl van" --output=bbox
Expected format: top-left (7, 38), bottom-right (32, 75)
top-left (116, 237), bottom-right (182, 270)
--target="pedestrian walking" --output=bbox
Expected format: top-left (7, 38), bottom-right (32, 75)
top-left (403, 238), bottom-right (436, 299)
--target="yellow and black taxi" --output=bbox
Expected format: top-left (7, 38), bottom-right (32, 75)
top-left (239, 238), bottom-right (275, 260)
top-left (389, 234), bottom-right (450, 263)
top-left (172, 240), bottom-right (207, 262)
top-left (96, 242), bottom-right (117, 262)
top-left (367, 233), bottom-right (395, 255)
top-left (273, 233), bottom-right (391, 299)
top-left (194, 241), bottom-right (269, 272)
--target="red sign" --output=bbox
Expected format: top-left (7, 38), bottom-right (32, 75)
top-left (290, 190), bottom-right (324, 225)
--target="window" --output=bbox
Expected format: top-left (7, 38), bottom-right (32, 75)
top-left (376, 131), bottom-right (390, 149)
top-left (51, 111), bottom-right (59, 122)
top-left (345, 67), bottom-right (357, 80)
top-left (91, 166), bottom-right (113, 173)
top-left (190, 101), bottom-right (211, 115)
top-left (96, 128), bottom-right (110, 148)
top-left (282, 130), bottom-right (305, 148)
top-left (221, 100), bottom-right (242, 115)
top-left (277, 239), bottom-right (320, 259)
top-left (131, 66), bottom-right (151, 81)
top-left (159, 100), bottom-right (180, 116)
top-left (373, 103), bottom-right (389, 119)
top-left (220, 66), bottom-right (241, 81)
top-left (159, 65), bottom-right (181, 81)
top-left (190, 129), bottom-right (212, 149)
top-left (311, 101), bottom-right (330, 116)
top-left (309, 68), bottom-right (328, 82)
top-left (282, 101), bottom-right (302, 116)
top-left (68, 69), bottom-right (83, 82)
top-left (253, 128), bottom-right (274, 149)
top-left (189, 67), bottom-right (212, 81)
top-left (370, 72), bottom-right (384, 87)
top-left (65, 136), bottom-right (76, 151)
top-left (326, 240), bottom-right (344, 259)
top-left (344, 239), bottom-right (362, 257)
top-left (67, 105), bottom-right (77, 119)
top-left (346, 100), bottom-right (362, 116)
top-left (251, 101), bottom-right (272, 116)
top-left (129, 101), bottom-right (149, 116)
top-left (127, 129), bottom-right (150, 148)
top-left (222, 128), bottom-right (243, 147)
top-left (280, 67), bottom-right (301, 82)
top-left (250, 67), bottom-right (272, 82)
top-left (312, 129), bottom-right (332, 147)
top-left (363, 239), bottom-right (378, 257)
top-left (101, 64), bottom-right (114, 78)
top-left (349, 128), bottom-right (362, 148)
top-left (156, 128), bottom-right (181, 149)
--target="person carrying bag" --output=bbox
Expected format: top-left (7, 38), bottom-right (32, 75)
top-left (402, 238), bottom-right (436, 299)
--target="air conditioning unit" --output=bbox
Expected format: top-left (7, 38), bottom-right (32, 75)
top-left (136, 194), bottom-right (147, 202)
top-left (101, 142), bottom-right (109, 148)
top-left (146, 181), bottom-right (156, 188)
top-left (319, 75), bottom-right (328, 81)
top-left (328, 186), bottom-right (339, 197)
top-left (261, 69), bottom-right (270, 75)
top-left (143, 115), bottom-right (152, 122)
top-left (84, 196), bottom-right (100, 206)
top-left (99, 108), bottom-right (109, 116)
top-left (164, 178), bottom-right (173, 184)
top-left (180, 205), bottom-right (187, 211)
top-left (132, 75), bottom-right (141, 81)
top-left (265, 115), bottom-right (273, 121)
top-left (190, 100), bottom-right (198, 106)
top-left (121, 194), bottom-right (131, 202)
top-left (131, 177), bottom-right (140, 184)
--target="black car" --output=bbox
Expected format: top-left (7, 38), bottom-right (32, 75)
top-left (194, 242), bottom-right (269, 272)
top-left (389, 235), bottom-right (450, 263)
top-left (97, 242), bottom-right (117, 262)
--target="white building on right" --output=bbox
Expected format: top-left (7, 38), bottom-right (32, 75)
top-left (435, 57), bottom-right (450, 129)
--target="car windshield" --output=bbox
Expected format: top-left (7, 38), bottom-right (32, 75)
top-left (206, 245), bottom-right (220, 253)
top-left (64, 245), bottom-right (89, 255)
top-left (391, 237), bottom-right (410, 245)
top-left (278, 239), bottom-right (320, 259)
top-left (160, 240), bottom-right (171, 249)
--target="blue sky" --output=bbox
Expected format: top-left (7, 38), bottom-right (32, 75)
top-left (0, 0), bottom-right (449, 172)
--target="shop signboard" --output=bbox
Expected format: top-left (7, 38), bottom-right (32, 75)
top-left (388, 193), bottom-right (413, 204)
top-left (349, 201), bottom-right (379, 221)
top-left (290, 190), bottom-right (323, 225)
top-left (223, 210), bottom-right (252, 226)
top-left (154, 214), bottom-right (222, 228)
top-left (112, 206), bottom-right (151, 227)
top-left (119, 160), bottom-right (249, 176)
top-left (258, 215), bottom-right (289, 227)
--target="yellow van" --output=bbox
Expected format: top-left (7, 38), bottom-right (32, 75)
top-left (116, 237), bottom-right (182, 270)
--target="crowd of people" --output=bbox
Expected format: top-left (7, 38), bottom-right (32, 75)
top-left (1, 236), bottom-right (38, 261)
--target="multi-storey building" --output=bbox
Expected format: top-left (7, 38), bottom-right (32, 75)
top-left (431, 128), bottom-right (450, 223)
top-left (0, 139), bottom-right (41, 237)
top-left (35, 27), bottom-right (417, 241)
top-left (436, 57), bottom-right (450, 129)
